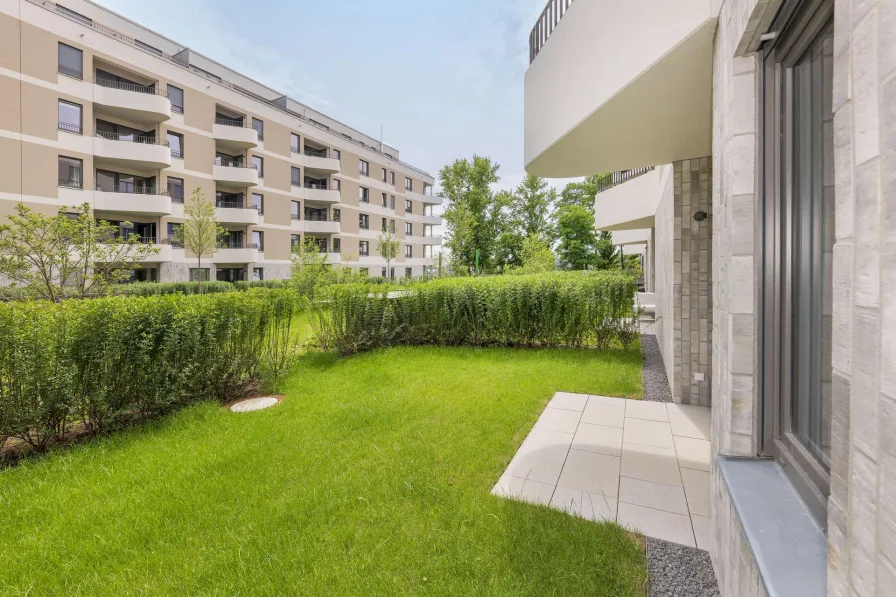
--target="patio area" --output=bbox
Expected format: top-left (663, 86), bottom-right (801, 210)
top-left (492, 392), bottom-right (711, 549)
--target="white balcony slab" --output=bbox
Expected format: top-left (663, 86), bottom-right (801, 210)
top-left (304, 155), bottom-right (341, 174)
top-left (303, 220), bottom-right (340, 234)
top-left (93, 191), bottom-right (171, 216)
top-left (213, 165), bottom-right (259, 188)
top-left (212, 123), bottom-right (258, 150)
top-left (214, 247), bottom-right (259, 263)
top-left (93, 137), bottom-right (171, 170)
top-left (94, 84), bottom-right (170, 124)
top-left (594, 168), bottom-right (666, 231)
top-left (524, 0), bottom-right (719, 176)
top-left (304, 187), bottom-right (340, 204)
top-left (405, 235), bottom-right (442, 245)
top-left (215, 207), bottom-right (259, 226)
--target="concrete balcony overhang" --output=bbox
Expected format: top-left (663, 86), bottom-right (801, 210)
top-left (213, 165), bottom-right (259, 188)
top-left (93, 137), bottom-right (171, 170)
top-left (422, 215), bottom-right (442, 226)
top-left (407, 235), bottom-right (443, 245)
top-left (93, 191), bottom-right (172, 217)
top-left (612, 228), bottom-right (651, 245)
top-left (215, 207), bottom-right (259, 225)
top-left (524, 0), bottom-right (718, 177)
top-left (408, 191), bottom-right (443, 205)
top-left (304, 154), bottom-right (341, 174)
top-left (594, 168), bottom-right (664, 231)
top-left (93, 84), bottom-right (171, 125)
top-left (214, 247), bottom-right (259, 263)
top-left (304, 187), bottom-right (341, 204)
top-left (213, 123), bottom-right (258, 150)
top-left (303, 220), bottom-right (340, 234)
top-left (139, 244), bottom-right (173, 263)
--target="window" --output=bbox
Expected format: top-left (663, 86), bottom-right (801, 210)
top-left (360, 187), bottom-right (369, 203)
top-left (252, 118), bottom-right (264, 141)
top-left (168, 85), bottom-right (184, 114)
top-left (333, 238), bottom-right (341, 253)
top-left (390, 267), bottom-right (395, 279)
top-left (405, 223), bottom-right (413, 236)
top-left (57, 43), bottom-right (82, 79)
top-left (189, 268), bottom-right (209, 282)
top-left (405, 177), bottom-right (413, 191)
top-left (290, 133), bottom-right (300, 153)
top-left (167, 223), bottom-right (182, 246)
top-left (390, 195), bottom-right (396, 210)
top-left (382, 193), bottom-right (388, 207)
top-left (167, 177), bottom-right (184, 203)
top-left (58, 100), bottom-right (82, 134)
top-left (405, 245), bottom-right (412, 258)
top-left (291, 201), bottom-right (300, 220)
top-left (381, 218), bottom-right (388, 233)
top-left (390, 171), bottom-right (396, 186)
top-left (405, 199), bottom-right (413, 213)
top-left (359, 160), bottom-right (369, 176)
top-left (252, 155), bottom-right (264, 177)
top-left (333, 209), bottom-right (341, 222)
top-left (758, 0), bottom-right (834, 523)
top-left (359, 241), bottom-right (369, 256)
top-left (167, 132), bottom-right (184, 159)
top-left (252, 268), bottom-right (264, 281)
top-left (359, 214), bottom-right (369, 229)
top-left (291, 167), bottom-right (301, 186)
top-left (332, 179), bottom-right (341, 191)
top-left (291, 234), bottom-right (302, 247)
top-left (251, 193), bottom-right (264, 214)
top-left (252, 230), bottom-right (264, 251)
top-left (58, 156), bottom-right (82, 188)
top-left (405, 267), bottom-right (412, 278)
top-left (56, 4), bottom-right (92, 25)
top-left (389, 219), bottom-right (395, 234)
top-left (381, 267), bottom-right (387, 278)
top-left (381, 168), bottom-right (387, 182)
top-left (332, 149), bottom-right (341, 160)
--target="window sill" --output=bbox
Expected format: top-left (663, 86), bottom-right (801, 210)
top-left (718, 457), bottom-right (827, 597)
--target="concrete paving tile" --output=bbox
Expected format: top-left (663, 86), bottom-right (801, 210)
top-left (669, 410), bottom-right (711, 440)
top-left (588, 395), bottom-right (627, 408)
top-left (516, 428), bottom-right (573, 464)
top-left (504, 455), bottom-right (563, 485)
top-left (619, 476), bottom-right (689, 515)
top-left (548, 392), bottom-right (589, 412)
top-left (623, 417), bottom-right (676, 449)
top-left (691, 515), bottom-right (713, 551)
top-left (680, 468), bottom-right (710, 517)
top-left (674, 436), bottom-right (711, 471)
top-left (556, 449), bottom-right (621, 498)
top-left (550, 485), bottom-right (617, 522)
top-left (491, 474), bottom-right (555, 506)
top-left (581, 403), bottom-right (625, 428)
top-left (625, 399), bottom-right (669, 422)
top-left (620, 442), bottom-right (682, 487)
top-left (617, 502), bottom-right (696, 547)
top-left (571, 423), bottom-right (623, 456)
top-left (533, 407), bottom-right (582, 434)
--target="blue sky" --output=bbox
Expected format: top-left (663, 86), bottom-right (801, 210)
top-left (97, 0), bottom-right (561, 192)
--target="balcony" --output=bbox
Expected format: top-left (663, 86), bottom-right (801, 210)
top-left (93, 77), bottom-right (171, 124)
top-left (303, 216), bottom-right (341, 234)
top-left (213, 118), bottom-right (258, 150)
top-left (213, 160), bottom-right (259, 188)
top-left (325, 253), bottom-right (343, 264)
top-left (409, 191), bottom-right (443, 205)
top-left (406, 235), bottom-right (443, 245)
top-left (304, 148), bottom-right (341, 174)
top-left (215, 242), bottom-right (259, 264)
top-left (139, 243), bottom-right (173, 263)
top-left (93, 132), bottom-right (171, 170)
top-left (93, 187), bottom-right (172, 216)
top-left (594, 167), bottom-right (664, 231)
top-left (215, 198), bottom-right (259, 226)
top-left (304, 183), bottom-right (340, 204)
top-left (524, 0), bottom-right (719, 177)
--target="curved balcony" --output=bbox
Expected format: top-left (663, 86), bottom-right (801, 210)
top-left (213, 160), bottom-right (259, 188)
top-left (408, 190), bottom-right (443, 205)
top-left (406, 235), bottom-right (443, 245)
top-left (215, 200), bottom-right (259, 225)
top-left (93, 78), bottom-right (171, 124)
top-left (94, 132), bottom-right (171, 170)
top-left (422, 215), bottom-right (442, 225)
top-left (213, 118), bottom-right (259, 150)
top-left (215, 244), bottom-right (259, 264)
top-left (303, 149), bottom-right (341, 174)
top-left (93, 187), bottom-right (172, 216)
top-left (304, 183), bottom-right (340, 204)
top-left (303, 217), bottom-right (341, 234)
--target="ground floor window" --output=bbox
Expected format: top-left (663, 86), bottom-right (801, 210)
top-left (252, 268), bottom-right (263, 281)
top-left (189, 268), bottom-right (209, 282)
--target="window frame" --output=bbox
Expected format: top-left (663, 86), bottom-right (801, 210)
top-left (251, 193), bottom-right (264, 214)
top-left (167, 176), bottom-right (185, 203)
top-left (291, 133), bottom-right (300, 153)
top-left (405, 177), bottom-right (412, 191)
top-left (405, 222), bottom-right (413, 236)
top-left (360, 187), bottom-right (369, 203)
top-left (359, 214), bottom-right (369, 230)
top-left (57, 42), bottom-right (83, 80)
top-left (167, 84), bottom-right (184, 114)
top-left (252, 117), bottom-right (264, 141)
top-left (57, 99), bottom-right (82, 134)
top-left (758, 0), bottom-right (834, 526)
top-left (57, 155), bottom-right (83, 189)
top-left (360, 241), bottom-right (370, 256)
top-left (291, 166), bottom-right (301, 187)
top-left (167, 131), bottom-right (184, 159)
top-left (252, 155), bottom-right (264, 177)
top-left (405, 245), bottom-right (412, 258)
top-left (359, 159), bottom-right (369, 177)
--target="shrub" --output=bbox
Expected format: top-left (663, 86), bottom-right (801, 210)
top-left (0, 289), bottom-right (298, 453)
top-left (309, 271), bottom-right (640, 355)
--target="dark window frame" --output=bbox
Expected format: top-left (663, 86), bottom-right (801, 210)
top-left (291, 133), bottom-right (300, 153)
top-left (167, 131), bottom-right (184, 159)
top-left (252, 117), bottom-right (264, 141)
top-left (57, 42), bottom-right (83, 79)
top-left (58, 99), bottom-right (82, 134)
top-left (252, 155), bottom-right (264, 177)
top-left (291, 166), bottom-right (302, 186)
top-left (58, 155), bottom-right (83, 189)
top-left (359, 159), bottom-right (369, 176)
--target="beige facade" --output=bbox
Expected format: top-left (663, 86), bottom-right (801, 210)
top-left (0, 0), bottom-right (441, 282)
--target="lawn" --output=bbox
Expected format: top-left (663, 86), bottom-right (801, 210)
top-left (0, 344), bottom-right (646, 596)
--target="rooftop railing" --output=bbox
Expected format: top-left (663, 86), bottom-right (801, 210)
top-left (94, 76), bottom-right (168, 97)
top-left (595, 167), bottom-right (656, 194)
top-left (529, 0), bottom-right (576, 64)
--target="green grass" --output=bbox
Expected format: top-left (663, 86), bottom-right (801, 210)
top-left (0, 344), bottom-right (645, 596)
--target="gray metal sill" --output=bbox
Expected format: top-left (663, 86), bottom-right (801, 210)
top-left (718, 457), bottom-right (827, 597)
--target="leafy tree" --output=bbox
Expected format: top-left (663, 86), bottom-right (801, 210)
top-left (0, 202), bottom-right (158, 301)
top-left (594, 231), bottom-right (622, 270)
top-left (555, 204), bottom-right (598, 270)
top-left (439, 156), bottom-right (502, 274)
top-left (376, 230), bottom-right (400, 278)
top-left (290, 237), bottom-right (330, 300)
top-left (557, 174), bottom-right (603, 211)
top-left (511, 174), bottom-right (555, 239)
top-left (507, 235), bottom-right (556, 275)
top-left (174, 188), bottom-right (225, 293)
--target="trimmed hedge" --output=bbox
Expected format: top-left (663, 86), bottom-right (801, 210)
top-left (310, 272), bottom-right (641, 355)
top-left (0, 289), bottom-right (297, 452)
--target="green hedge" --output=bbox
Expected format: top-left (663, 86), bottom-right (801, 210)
top-left (0, 289), bottom-right (297, 452)
top-left (310, 272), bottom-right (641, 355)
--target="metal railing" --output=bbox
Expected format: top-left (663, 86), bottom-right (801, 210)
top-left (595, 167), bottom-right (656, 194)
top-left (218, 240), bottom-right (260, 250)
top-left (215, 198), bottom-right (248, 209)
top-left (359, 250), bottom-right (370, 257)
top-left (304, 182), bottom-right (337, 190)
top-left (304, 213), bottom-right (333, 222)
top-left (95, 130), bottom-right (169, 145)
top-left (58, 121), bottom-right (82, 134)
top-left (215, 158), bottom-right (256, 169)
top-left (529, 0), bottom-right (576, 64)
top-left (170, 193), bottom-right (184, 204)
top-left (171, 149), bottom-right (183, 159)
top-left (171, 104), bottom-right (184, 114)
top-left (214, 117), bottom-right (246, 127)
top-left (96, 184), bottom-right (167, 195)
top-left (94, 76), bottom-right (168, 97)
top-left (291, 213), bottom-right (301, 220)
top-left (57, 64), bottom-right (83, 80)
top-left (304, 147), bottom-right (329, 159)
top-left (59, 177), bottom-right (83, 189)
top-left (161, 238), bottom-right (183, 247)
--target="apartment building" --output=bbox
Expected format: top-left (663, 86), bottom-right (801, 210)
top-left (0, 0), bottom-right (442, 283)
top-left (526, 0), bottom-right (893, 595)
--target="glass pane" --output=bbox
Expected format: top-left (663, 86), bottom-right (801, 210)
top-left (790, 24), bottom-right (834, 468)
top-left (58, 101), bottom-right (81, 131)
top-left (58, 157), bottom-right (82, 186)
top-left (58, 43), bottom-right (82, 78)
top-left (167, 85), bottom-right (184, 110)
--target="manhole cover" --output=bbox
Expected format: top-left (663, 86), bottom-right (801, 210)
top-left (229, 396), bottom-right (281, 413)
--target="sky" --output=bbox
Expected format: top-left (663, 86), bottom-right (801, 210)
top-left (95, 0), bottom-right (571, 193)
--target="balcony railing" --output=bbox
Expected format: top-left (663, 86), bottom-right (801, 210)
top-left (95, 130), bottom-right (169, 146)
top-left (215, 198), bottom-right (249, 209)
top-left (58, 121), bottom-right (82, 134)
top-left (304, 182), bottom-right (338, 190)
top-left (214, 117), bottom-right (246, 127)
top-left (170, 194), bottom-right (185, 204)
top-left (304, 213), bottom-right (333, 222)
top-left (304, 147), bottom-right (329, 159)
top-left (218, 240), bottom-right (260, 250)
top-left (94, 77), bottom-right (168, 97)
top-left (58, 64), bottom-right (83, 80)
top-left (215, 158), bottom-right (256, 169)
top-left (96, 185), bottom-right (167, 195)
top-left (595, 167), bottom-right (656, 194)
top-left (359, 250), bottom-right (370, 257)
top-left (529, 0), bottom-right (576, 64)
top-left (161, 238), bottom-right (183, 247)
top-left (59, 177), bottom-right (83, 189)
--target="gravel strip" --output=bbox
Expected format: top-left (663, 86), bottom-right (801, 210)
top-left (647, 538), bottom-right (720, 597)
top-left (641, 333), bottom-right (672, 403)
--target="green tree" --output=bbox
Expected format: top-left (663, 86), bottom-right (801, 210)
top-left (594, 231), bottom-right (621, 270)
top-left (511, 174), bottom-right (555, 239)
top-left (174, 188), bottom-right (225, 293)
top-left (507, 235), bottom-right (556, 275)
top-left (557, 174), bottom-right (603, 211)
top-left (0, 202), bottom-right (158, 301)
top-left (555, 204), bottom-right (598, 270)
top-left (376, 230), bottom-right (401, 279)
top-left (439, 156), bottom-right (502, 274)
top-left (290, 238), bottom-right (330, 300)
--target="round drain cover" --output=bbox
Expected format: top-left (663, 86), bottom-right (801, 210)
top-left (230, 396), bottom-right (281, 413)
